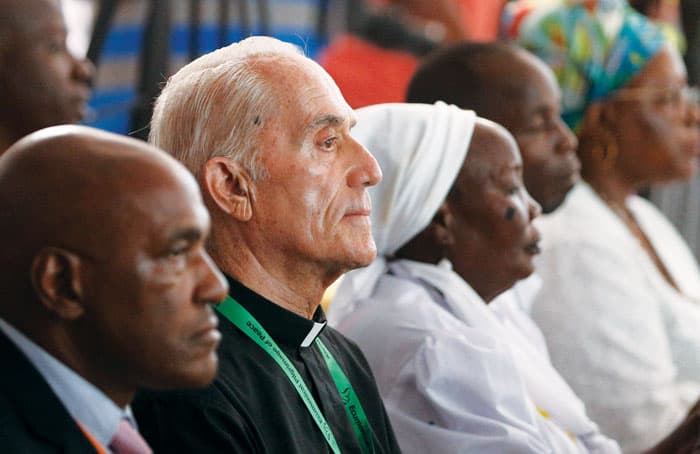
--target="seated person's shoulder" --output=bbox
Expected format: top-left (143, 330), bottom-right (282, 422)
top-left (133, 384), bottom-right (259, 453)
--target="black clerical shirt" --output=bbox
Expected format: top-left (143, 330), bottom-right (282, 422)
top-left (133, 276), bottom-right (401, 453)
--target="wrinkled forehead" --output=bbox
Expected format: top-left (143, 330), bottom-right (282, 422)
top-left (271, 55), bottom-right (346, 102)
top-left (264, 57), bottom-right (353, 137)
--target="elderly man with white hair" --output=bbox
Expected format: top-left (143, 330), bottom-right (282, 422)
top-left (132, 36), bottom-right (401, 454)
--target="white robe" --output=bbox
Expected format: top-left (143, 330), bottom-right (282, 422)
top-left (491, 275), bottom-right (550, 359)
top-left (332, 258), bottom-right (619, 454)
top-left (532, 182), bottom-right (700, 453)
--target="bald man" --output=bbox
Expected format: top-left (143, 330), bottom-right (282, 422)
top-left (0, 0), bottom-right (93, 152)
top-left (407, 41), bottom-right (579, 214)
top-left (0, 125), bottom-right (227, 453)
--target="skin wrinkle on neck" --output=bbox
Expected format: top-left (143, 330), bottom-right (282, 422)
top-left (210, 235), bottom-right (328, 320)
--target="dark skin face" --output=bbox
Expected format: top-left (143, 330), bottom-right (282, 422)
top-left (0, 0), bottom-right (94, 150)
top-left (602, 46), bottom-right (700, 186)
top-left (0, 126), bottom-right (228, 407)
top-left (407, 45), bottom-right (578, 212)
top-left (397, 121), bottom-right (541, 302)
top-left (491, 53), bottom-right (580, 213)
top-left (446, 122), bottom-right (541, 302)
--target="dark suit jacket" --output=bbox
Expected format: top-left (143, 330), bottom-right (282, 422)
top-left (0, 330), bottom-right (99, 453)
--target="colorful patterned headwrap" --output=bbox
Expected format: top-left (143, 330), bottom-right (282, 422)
top-left (502, 0), bottom-right (667, 130)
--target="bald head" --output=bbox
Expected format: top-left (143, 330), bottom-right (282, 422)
top-left (0, 125), bottom-right (228, 402)
top-left (407, 41), bottom-right (580, 213)
top-left (407, 41), bottom-right (545, 127)
top-left (0, 125), bottom-right (198, 285)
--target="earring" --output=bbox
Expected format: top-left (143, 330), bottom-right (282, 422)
top-left (590, 128), bottom-right (619, 170)
top-left (602, 140), bottom-right (618, 170)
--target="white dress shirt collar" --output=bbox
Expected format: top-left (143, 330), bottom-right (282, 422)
top-left (0, 318), bottom-right (134, 450)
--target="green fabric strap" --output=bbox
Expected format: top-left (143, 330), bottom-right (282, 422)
top-left (217, 296), bottom-right (374, 454)
top-left (316, 338), bottom-right (375, 454)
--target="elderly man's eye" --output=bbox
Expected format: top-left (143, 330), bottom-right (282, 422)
top-left (321, 137), bottom-right (337, 151)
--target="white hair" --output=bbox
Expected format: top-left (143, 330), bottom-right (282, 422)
top-left (148, 36), bottom-right (306, 180)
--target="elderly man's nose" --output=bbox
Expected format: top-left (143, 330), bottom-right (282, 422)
top-left (348, 140), bottom-right (382, 188)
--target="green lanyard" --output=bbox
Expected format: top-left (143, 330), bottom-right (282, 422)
top-left (217, 296), bottom-right (375, 454)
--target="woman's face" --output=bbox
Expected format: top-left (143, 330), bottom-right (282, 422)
top-left (611, 46), bottom-right (700, 184)
top-left (447, 123), bottom-right (541, 302)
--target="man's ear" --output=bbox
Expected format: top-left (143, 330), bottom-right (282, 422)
top-left (203, 157), bottom-right (254, 222)
top-left (30, 248), bottom-right (85, 320)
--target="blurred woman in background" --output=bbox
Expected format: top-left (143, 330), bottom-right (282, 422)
top-left (504, 1), bottom-right (700, 451)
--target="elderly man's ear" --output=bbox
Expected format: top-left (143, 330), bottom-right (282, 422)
top-left (31, 248), bottom-right (85, 320)
top-left (204, 157), bottom-right (254, 222)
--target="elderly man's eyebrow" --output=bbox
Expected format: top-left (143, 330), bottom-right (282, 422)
top-left (305, 114), bottom-right (348, 134)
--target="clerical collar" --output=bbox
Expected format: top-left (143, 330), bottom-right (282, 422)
top-left (225, 275), bottom-right (327, 349)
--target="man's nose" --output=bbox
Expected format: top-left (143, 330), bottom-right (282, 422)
top-left (73, 56), bottom-right (95, 85)
top-left (347, 138), bottom-right (382, 188)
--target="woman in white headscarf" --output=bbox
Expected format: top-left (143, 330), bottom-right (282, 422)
top-left (328, 102), bottom-right (621, 453)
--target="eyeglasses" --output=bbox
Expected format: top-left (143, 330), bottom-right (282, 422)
top-left (613, 85), bottom-right (700, 108)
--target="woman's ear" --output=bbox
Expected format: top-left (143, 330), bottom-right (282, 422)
top-left (203, 157), bottom-right (254, 222)
top-left (431, 201), bottom-right (455, 250)
top-left (580, 101), bottom-right (605, 133)
top-left (580, 100), bottom-right (620, 146)
top-left (31, 248), bottom-right (85, 320)
top-left (584, 99), bottom-right (619, 132)
top-left (394, 201), bottom-right (455, 263)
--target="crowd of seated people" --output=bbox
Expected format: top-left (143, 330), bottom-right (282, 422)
top-left (4, 1), bottom-right (700, 454)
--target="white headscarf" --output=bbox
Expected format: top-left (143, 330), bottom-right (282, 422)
top-left (328, 102), bottom-right (476, 325)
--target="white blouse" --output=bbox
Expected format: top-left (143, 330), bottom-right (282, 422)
top-left (331, 258), bottom-right (619, 453)
top-left (532, 182), bottom-right (700, 453)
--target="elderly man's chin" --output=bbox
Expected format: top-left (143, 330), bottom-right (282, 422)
top-left (337, 236), bottom-right (377, 271)
top-left (357, 239), bottom-right (378, 268)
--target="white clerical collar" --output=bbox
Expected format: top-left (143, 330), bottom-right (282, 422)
top-left (300, 321), bottom-right (327, 348)
top-left (0, 318), bottom-right (135, 449)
